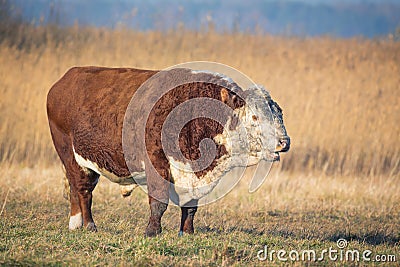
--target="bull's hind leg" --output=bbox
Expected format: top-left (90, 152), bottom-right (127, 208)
top-left (48, 121), bottom-right (99, 231)
top-left (179, 200), bottom-right (198, 236)
top-left (68, 183), bottom-right (82, 230)
top-left (67, 164), bottom-right (99, 231)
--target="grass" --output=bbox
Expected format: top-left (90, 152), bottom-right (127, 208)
top-left (0, 166), bottom-right (399, 266)
top-left (0, 26), bottom-right (399, 265)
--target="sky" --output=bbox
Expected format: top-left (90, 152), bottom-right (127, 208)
top-left (9, 0), bottom-right (400, 38)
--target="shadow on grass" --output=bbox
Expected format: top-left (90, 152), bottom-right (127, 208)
top-left (328, 233), bottom-right (400, 246)
top-left (197, 226), bottom-right (265, 236)
top-left (197, 225), bottom-right (296, 238)
top-left (197, 226), bottom-right (399, 246)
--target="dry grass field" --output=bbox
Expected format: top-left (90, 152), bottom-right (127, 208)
top-left (0, 27), bottom-right (399, 265)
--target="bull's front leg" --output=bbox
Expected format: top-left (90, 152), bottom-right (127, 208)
top-left (145, 164), bottom-right (170, 237)
top-left (179, 199), bottom-right (198, 236)
top-left (146, 197), bottom-right (168, 237)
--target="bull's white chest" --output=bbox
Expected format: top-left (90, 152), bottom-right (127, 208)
top-left (168, 154), bottom-right (231, 205)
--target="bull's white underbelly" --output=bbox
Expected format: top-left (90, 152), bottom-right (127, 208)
top-left (72, 146), bottom-right (145, 185)
top-left (72, 145), bottom-right (232, 203)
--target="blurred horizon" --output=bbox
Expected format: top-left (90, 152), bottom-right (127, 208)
top-left (7, 0), bottom-right (400, 38)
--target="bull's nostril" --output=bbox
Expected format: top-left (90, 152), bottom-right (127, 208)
top-left (278, 139), bottom-right (290, 152)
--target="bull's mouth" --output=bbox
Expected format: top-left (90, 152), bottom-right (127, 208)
top-left (263, 152), bottom-right (280, 162)
top-left (273, 152), bottom-right (280, 162)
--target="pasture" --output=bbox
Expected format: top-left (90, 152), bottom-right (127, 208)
top-left (0, 27), bottom-right (399, 265)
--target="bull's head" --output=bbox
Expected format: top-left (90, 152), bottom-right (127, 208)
top-left (215, 85), bottom-right (290, 168)
top-left (247, 85), bottom-right (290, 157)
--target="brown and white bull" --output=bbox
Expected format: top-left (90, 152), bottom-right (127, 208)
top-left (46, 67), bottom-right (290, 236)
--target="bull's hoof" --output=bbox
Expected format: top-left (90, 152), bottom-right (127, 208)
top-left (86, 222), bottom-right (97, 232)
top-left (178, 229), bottom-right (194, 236)
top-left (183, 227), bottom-right (194, 234)
top-left (145, 225), bottom-right (162, 237)
top-left (178, 229), bottom-right (194, 237)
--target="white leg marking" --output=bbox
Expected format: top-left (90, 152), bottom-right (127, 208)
top-left (69, 212), bottom-right (83, 230)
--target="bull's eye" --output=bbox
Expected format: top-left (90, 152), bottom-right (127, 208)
top-left (252, 115), bottom-right (258, 121)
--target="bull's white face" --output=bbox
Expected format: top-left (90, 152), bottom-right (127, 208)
top-left (214, 85), bottom-right (290, 168)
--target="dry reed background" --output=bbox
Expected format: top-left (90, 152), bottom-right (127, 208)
top-left (0, 26), bottom-right (399, 176)
top-left (0, 26), bottom-right (399, 265)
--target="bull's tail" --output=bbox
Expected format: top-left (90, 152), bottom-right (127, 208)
top-left (61, 165), bottom-right (70, 201)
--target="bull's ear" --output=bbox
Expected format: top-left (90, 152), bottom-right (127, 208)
top-left (220, 88), bottom-right (229, 104)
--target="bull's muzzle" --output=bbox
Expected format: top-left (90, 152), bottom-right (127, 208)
top-left (275, 136), bottom-right (290, 153)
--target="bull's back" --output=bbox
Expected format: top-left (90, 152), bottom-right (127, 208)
top-left (47, 67), bottom-right (157, 131)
